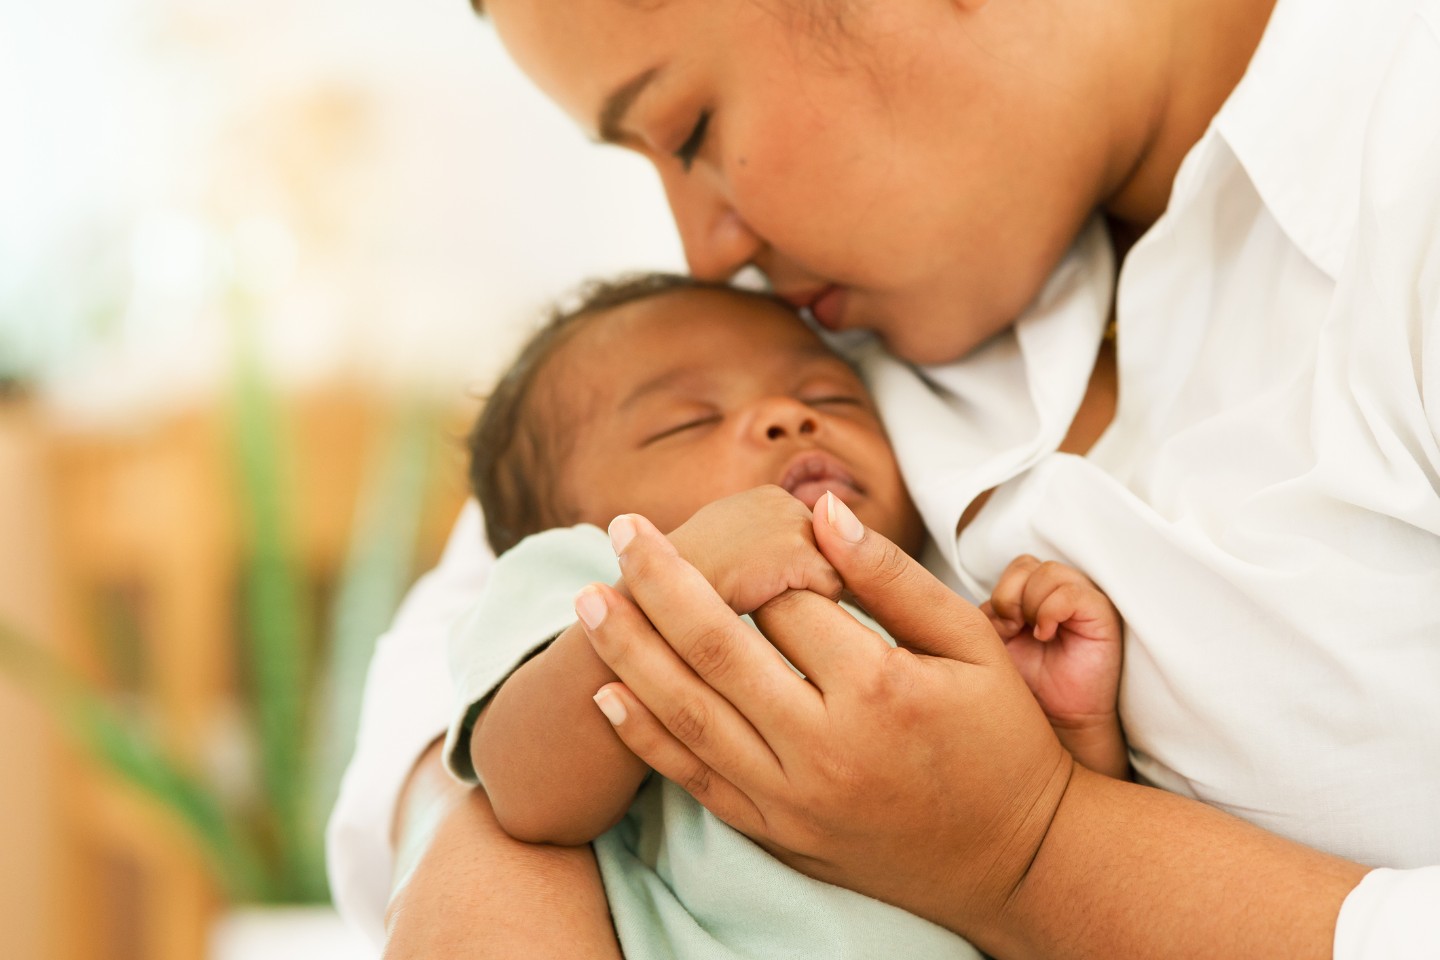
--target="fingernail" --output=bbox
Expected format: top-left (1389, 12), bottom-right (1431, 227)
top-left (593, 688), bottom-right (627, 726)
top-left (575, 586), bottom-right (607, 630)
top-left (826, 491), bottom-right (865, 543)
top-left (609, 515), bottom-right (637, 554)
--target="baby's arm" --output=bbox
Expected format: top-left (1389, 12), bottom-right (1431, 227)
top-left (472, 618), bottom-right (644, 846)
top-left (981, 555), bottom-right (1130, 780)
top-left (471, 486), bottom-right (840, 846)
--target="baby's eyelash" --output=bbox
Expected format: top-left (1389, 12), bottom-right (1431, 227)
top-left (805, 395), bottom-right (864, 407)
top-left (642, 414), bottom-right (721, 446)
top-left (674, 111), bottom-right (711, 172)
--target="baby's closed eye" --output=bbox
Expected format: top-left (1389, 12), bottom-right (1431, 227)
top-left (642, 414), bottom-right (723, 446)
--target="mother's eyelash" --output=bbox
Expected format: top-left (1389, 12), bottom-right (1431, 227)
top-left (674, 111), bottom-right (711, 172)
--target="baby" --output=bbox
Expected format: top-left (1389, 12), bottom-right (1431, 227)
top-left (444, 274), bottom-right (1127, 960)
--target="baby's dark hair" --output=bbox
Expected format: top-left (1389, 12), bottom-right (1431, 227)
top-left (469, 272), bottom-right (770, 554)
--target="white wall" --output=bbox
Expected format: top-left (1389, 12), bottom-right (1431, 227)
top-left (0, 0), bottom-right (685, 416)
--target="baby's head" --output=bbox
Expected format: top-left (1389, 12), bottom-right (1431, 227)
top-left (469, 274), bottom-right (925, 556)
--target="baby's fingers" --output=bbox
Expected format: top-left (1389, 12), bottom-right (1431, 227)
top-left (989, 554), bottom-right (1042, 626)
top-left (1019, 562), bottom-right (1095, 640)
top-left (979, 599), bottom-right (1024, 640)
top-left (792, 533), bottom-right (843, 603)
top-left (1031, 584), bottom-right (1090, 641)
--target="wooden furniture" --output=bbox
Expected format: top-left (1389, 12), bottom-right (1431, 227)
top-left (0, 397), bottom-right (64, 960)
top-left (0, 389), bottom-right (471, 960)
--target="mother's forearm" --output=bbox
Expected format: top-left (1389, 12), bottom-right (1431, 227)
top-left (384, 741), bottom-right (622, 960)
top-left (986, 766), bottom-right (1367, 960)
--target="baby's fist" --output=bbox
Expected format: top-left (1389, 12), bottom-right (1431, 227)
top-left (981, 555), bottom-right (1123, 729)
top-left (668, 485), bottom-right (841, 615)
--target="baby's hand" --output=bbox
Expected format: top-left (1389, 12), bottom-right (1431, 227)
top-left (666, 485), bottom-right (841, 615)
top-left (981, 555), bottom-right (1129, 778)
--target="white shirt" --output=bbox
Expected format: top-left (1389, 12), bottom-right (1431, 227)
top-left (326, 501), bottom-right (493, 946)
top-left (944, 0), bottom-right (1440, 950)
top-left (326, 0), bottom-right (1440, 953)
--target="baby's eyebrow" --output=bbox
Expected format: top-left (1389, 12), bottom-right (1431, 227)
top-left (800, 346), bottom-right (864, 377)
top-left (618, 365), bottom-right (702, 412)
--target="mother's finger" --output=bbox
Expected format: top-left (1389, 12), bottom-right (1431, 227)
top-left (576, 581), bottom-right (796, 790)
top-left (814, 492), bottom-right (1004, 665)
top-left (592, 681), bottom-right (770, 838)
top-left (609, 514), bottom-right (822, 726)
top-left (751, 589), bottom-right (889, 691)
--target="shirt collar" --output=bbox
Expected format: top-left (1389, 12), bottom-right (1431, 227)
top-left (857, 220), bottom-right (1113, 589)
top-left (1213, 0), bottom-right (1419, 278)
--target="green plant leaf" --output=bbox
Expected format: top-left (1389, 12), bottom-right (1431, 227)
top-left (300, 401), bottom-right (438, 903)
top-left (0, 623), bottom-right (270, 901)
top-left (228, 303), bottom-right (310, 902)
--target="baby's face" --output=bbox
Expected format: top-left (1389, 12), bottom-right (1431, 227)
top-left (542, 288), bottom-right (925, 553)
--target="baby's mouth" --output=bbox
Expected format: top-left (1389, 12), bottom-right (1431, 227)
top-left (778, 451), bottom-right (865, 510)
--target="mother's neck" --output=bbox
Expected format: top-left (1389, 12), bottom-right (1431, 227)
top-left (1102, 0), bottom-right (1278, 231)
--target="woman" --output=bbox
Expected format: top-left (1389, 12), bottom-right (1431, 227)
top-left (329, 0), bottom-right (1440, 956)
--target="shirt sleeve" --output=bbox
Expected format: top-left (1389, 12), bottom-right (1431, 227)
top-left (442, 524), bottom-right (619, 783)
top-left (1333, 32), bottom-right (1440, 960)
top-left (1334, 867), bottom-right (1440, 960)
top-left (324, 501), bottom-right (495, 947)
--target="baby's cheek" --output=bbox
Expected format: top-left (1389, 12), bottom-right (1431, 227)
top-left (869, 481), bottom-right (926, 556)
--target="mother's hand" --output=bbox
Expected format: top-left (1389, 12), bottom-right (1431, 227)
top-left (578, 493), bottom-right (1074, 948)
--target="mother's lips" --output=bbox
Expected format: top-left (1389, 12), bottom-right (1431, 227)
top-left (779, 285), bottom-right (848, 331)
top-left (808, 286), bottom-right (848, 331)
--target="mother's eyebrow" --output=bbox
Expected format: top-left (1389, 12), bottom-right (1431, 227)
top-left (598, 66), bottom-right (661, 145)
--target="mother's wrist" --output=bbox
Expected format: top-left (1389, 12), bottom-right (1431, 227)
top-left (968, 751), bottom-right (1088, 958)
top-left (978, 765), bottom-right (1371, 960)
top-left (802, 751), bottom-right (1079, 958)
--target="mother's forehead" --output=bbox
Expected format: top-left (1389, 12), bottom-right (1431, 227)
top-left (485, 0), bottom-right (697, 130)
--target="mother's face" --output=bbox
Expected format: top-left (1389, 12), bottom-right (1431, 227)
top-left (488, 0), bottom-right (1116, 365)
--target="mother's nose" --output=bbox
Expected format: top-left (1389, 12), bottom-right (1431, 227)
top-left (659, 165), bottom-right (763, 282)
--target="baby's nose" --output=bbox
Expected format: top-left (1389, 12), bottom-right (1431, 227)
top-left (758, 399), bottom-right (818, 441)
top-left (766, 418), bottom-right (817, 440)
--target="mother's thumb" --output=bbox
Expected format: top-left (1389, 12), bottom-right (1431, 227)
top-left (814, 492), bottom-right (1003, 665)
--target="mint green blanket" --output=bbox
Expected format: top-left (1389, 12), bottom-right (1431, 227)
top-left (444, 525), bottom-right (983, 960)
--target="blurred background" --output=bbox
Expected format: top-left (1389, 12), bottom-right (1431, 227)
top-left (0, 0), bottom-right (683, 957)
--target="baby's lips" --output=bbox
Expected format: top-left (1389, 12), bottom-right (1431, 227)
top-left (777, 450), bottom-right (862, 503)
top-left (786, 479), bottom-right (847, 510)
